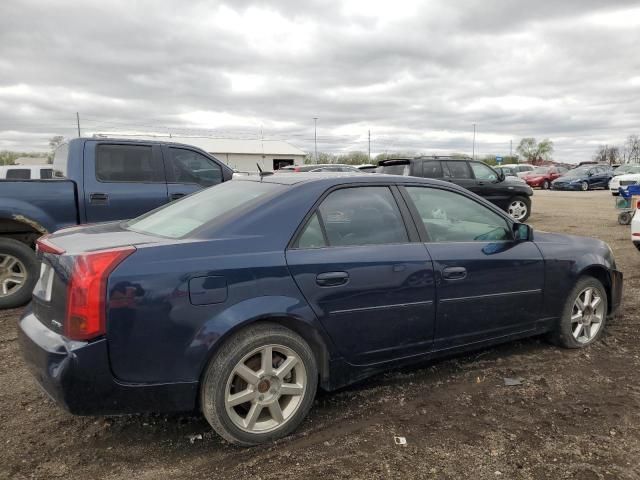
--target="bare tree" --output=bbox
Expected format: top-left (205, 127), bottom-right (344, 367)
top-left (593, 145), bottom-right (621, 165)
top-left (624, 135), bottom-right (640, 164)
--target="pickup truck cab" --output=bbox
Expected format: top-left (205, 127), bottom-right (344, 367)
top-left (377, 156), bottom-right (534, 222)
top-left (0, 137), bottom-right (233, 308)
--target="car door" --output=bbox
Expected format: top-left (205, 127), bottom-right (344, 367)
top-left (83, 142), bottom-right (168, 222)
top-left (286, 185), bottom-right (436, 365)
top-left (400, 185), bottom-right (544, 350)
top-left (468, 161), bottom-right (506, 204)
top-left (163, 146), bottom-right (224, 201)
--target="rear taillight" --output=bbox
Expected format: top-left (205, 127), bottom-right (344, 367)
top-left (294, 166), bottom-right (301, 172)
top-left (36, 235), bottom-right (65, 255)
top-left (65, 246), bottom-right (135, 341)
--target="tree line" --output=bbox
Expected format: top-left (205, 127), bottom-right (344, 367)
top-left (592, 135), bottom-right (640, 165)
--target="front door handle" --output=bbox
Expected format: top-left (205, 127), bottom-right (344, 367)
top-left (442, 266), bottom-right (467, 280)
top-left (316, 271), bottom-right (349, 287)
top-left (89, 192), bottom-right (109, 204)
top-left (169, 193), bottom-right (186, 201)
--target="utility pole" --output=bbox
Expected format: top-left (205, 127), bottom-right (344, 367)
top-left (368, 129), bottom-right (371, 161)
top-left (472, 123), bottom-right (476, 160)
top-left (76, 112), bottom-right (81, 137)
top-left (313, 117), bottom-right (318, 162)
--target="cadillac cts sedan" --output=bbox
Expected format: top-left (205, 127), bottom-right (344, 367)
top-left (19, 174), bottom-right (622, 446)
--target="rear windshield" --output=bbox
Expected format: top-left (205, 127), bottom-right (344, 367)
top-left (126, 180), bottom-right (283, 238)
top-left (376, 162), bottom-right (410, 175)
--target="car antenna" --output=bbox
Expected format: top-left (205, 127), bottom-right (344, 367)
top-left (256, 163), bottom-right (273, 180)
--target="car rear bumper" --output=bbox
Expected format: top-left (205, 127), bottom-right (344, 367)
top-left (18, 309), bottom-right (198, 415)
top-left (610, 269), bottom-right (623, 315)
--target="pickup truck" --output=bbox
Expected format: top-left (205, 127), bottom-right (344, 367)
top-left (0, 137), bottom-right (233, 308)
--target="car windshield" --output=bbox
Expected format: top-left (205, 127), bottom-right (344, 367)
top-left (126, 180), bottom-right (283, 238)
top-left (617, 165), bottom-right (640, 175)
top-left (532, 167), bottom-right (549, 174)
top-left (563, 167), bottom-right (589, 177)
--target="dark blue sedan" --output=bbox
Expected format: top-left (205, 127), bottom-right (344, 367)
top-left (551, 165), bottom-right (613, 191)
top-left (19, 174), bottom-right (622, 446)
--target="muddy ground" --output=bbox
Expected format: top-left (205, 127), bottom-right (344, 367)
top-left (1, 189), bottom-right (639, 480)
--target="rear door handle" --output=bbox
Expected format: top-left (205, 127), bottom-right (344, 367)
top-left (316, 271), bottom-right (349, 287)
top-left (442, 266), bottom-right (467, 280)
top-left (169, 193), bottom-right (186, 201)
top-left (89, 192), bottom-right (109, 204)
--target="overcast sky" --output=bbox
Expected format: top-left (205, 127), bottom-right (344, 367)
top-left (1, 0), bottom-right (639, 162)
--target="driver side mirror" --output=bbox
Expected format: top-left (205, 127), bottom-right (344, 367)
top-left (513, 223), bottom-right (533, 242)
top-left (497, 170), bottom-right (505, 182)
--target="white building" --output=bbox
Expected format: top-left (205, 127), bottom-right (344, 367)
top-left (93, 134), bottom-right (306, 172)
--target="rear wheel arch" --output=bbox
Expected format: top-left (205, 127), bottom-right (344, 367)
top-left (199, 314), bottom-right (331, 392)
top-left (0, 217), bottom-right (45, 247)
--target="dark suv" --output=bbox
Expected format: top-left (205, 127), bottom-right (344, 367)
top-left (377, 156), bottom-right (534, 221)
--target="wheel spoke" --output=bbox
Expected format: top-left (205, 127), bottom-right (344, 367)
top-left (6, 274), bottom-right (25, 285)
top-left (571, 312), bottom-right (583, 322)
top-left (261, 346), bottom-right (274, 375)
top-left (0, 256), bottom-right (16, 270)
top-left (244, 403), bottom-right (262, 430)
top-left (573, 323), bottom-right (583, 338)
top-left (591, 296), bottom-right (601, 309)
top-left (268, 402), bottom-right (284, 424)
top-left (234, 364), bottom-right (260, 386)
top-left (583, 324), bottom-right (591, 340)
top-left (575, 298), bottom-right (585, 311)
top-left (583, 289), bottom-right (592, 307)
top-left (227, 388), bottom-right (257, 407)
top-left (280, 383), bottom-right (304, 396)
top-left (275, 356), bottom-right (298, 380)
top-left (591, 312), bottom-right (603, 324)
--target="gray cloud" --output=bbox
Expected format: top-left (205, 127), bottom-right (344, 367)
top-left (1, 0), bottom-right (639, 162)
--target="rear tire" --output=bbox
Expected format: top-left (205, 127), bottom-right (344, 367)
top-left (581, 181), bottom-right (589, 191)
top-left (200, 323), bottom-right (318, 446)
top-left (618, 211), bottom-right (633, 225)
top-left (549, 277), bottom-right (607, 349)
top-left (0, 238), bottom-right (38, 309)
top-left (542, 180), bottom-right (550, 190)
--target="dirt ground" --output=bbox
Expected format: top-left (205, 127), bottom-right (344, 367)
top-left (1, 189), bottom-right (639, 480)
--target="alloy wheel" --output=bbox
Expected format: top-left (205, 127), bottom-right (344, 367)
top-left (224, 344), bottom-right (307, 434)
top-left (0, 254), bottom-right (27, 298)
top-left (507, 200), bottom-right (528, 221)
top-left (581, 181), bottom-right (589, 191)
top-left (570, 287), bottom-right (605, 344)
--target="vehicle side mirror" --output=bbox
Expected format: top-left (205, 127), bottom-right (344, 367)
top-left (497, 171), bottom-right (505, 182)
top-left (513, 223), bottom-right (532, 242)
top-left (587, 172), bottom-right (593, 177)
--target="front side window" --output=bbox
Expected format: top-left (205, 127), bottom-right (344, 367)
top-left (406, 187), bottom-right (511, 242)
top-left (470, 162), bottom-right (498, 181)
top-left (40, 169), bottom-right (53, 179)
top-left (298, 187), bottom-right (408, 247)
top-left (443, 161), bottom-right (472, 179)
top-left (167, 148), bottom-right (222, 187)
top-left (6, 169), bottom-right (30, 179)
top-left (96, 144), bottom-right (163, 183)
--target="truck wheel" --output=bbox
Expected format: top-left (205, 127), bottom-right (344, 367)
top-left (0, 238), bottom-right (39, 309)
top-left (549, 277), bottom-right (607, 349)
top-left (506, 196), bottom-right (531, 222)
top-left (200, 323), bottom-right (318, 446)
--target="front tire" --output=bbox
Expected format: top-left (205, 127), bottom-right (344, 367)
top-left (201, 323), bottom-right (318, 446)
top-left (0, 238), bottom-right (39, 309)
top-left (550, 277), bottom-right (607, 348)
top-left (581, 181), bottom-right (589, 191)
top-left (506, 196), bottom-right (531, 222)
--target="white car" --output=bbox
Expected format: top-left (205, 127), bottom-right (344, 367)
top-left (609, 172), bottom-right (640, 196)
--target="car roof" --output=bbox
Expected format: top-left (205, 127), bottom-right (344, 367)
top-left (234, 172), bottom-right (451, 188)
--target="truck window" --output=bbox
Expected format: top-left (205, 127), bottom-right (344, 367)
top-left (96, 144), bottom-right (163, 183)
top-left (422, 160), bottom-right (443, 178)
top-left (40, 168), bottom-right (53, 179)
top-left (6, 169), bottom-right (31, 179)
top-left (53, 143), bottom-right (69, 178)
top-left (167, 148), bottom-right (222, 187)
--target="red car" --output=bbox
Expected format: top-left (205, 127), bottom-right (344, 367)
top-left (522, 166), bottom-right (568, 189)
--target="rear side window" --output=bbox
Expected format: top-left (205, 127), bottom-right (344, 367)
top-left (6, 169), bottom-right (30, 179)
top-left (167, 148), bottom-right (222, 187)
top-left (376, 162), bottom-right (411, 176)
top-left (422, 160), bottom-right (443, 178)
top-left (53, 143), bottom-right (69, 178)
top-left (444, 161), bottom-right (472, 179)
top-left (96, 144), bottom-right (163, 183)
top-left (40, 168), bottom-right (53, 179)
top-left (297, 213), bottom-right (327, 248)
top-left (306, 187), bottom-right (408, 247)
